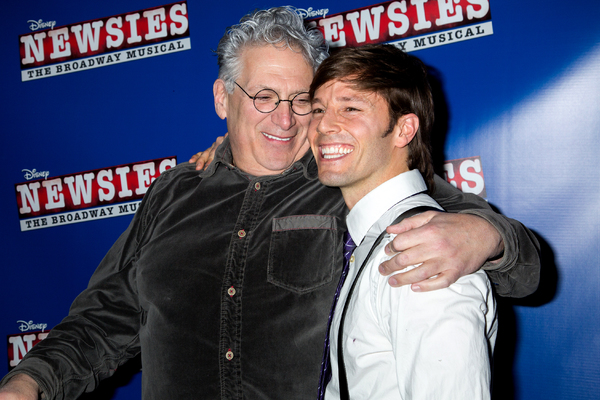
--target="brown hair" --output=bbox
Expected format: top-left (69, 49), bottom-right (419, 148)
top-left (310, 44), bottom-right (435, 190)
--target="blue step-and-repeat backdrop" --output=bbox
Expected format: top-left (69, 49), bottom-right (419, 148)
top-left (1, 1), bottom-right (598, 399)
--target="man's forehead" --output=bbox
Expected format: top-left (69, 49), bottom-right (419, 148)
top-left (238, 44), bottom-right (313, 82)
top-left (314, 79), bottom-right (380, 104)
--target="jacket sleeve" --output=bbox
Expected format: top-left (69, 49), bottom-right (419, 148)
top-left (0, 168), bottom-right (174, 399)
top-left (430, 175), bottom-right (540, 298)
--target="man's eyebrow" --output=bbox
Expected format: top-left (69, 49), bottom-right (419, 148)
top-left (338, 95), bottom-right (367, 102)
top-left (311, 95), bottom-right (372, 106)
top-left (244, 84), bottom-right (270, 93)
top-left (248, 84), bottom-right (309, 95)
top-left (335, 95), bottom-right (372, 106)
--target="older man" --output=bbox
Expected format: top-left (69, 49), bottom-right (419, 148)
top-left (0, 7), bottom-right (539, 400)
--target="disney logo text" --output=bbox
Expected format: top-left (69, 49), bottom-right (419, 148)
top-left (28, 19), bottom-right (56, 31)
top-left (297, 7), bottom-right (329, 19)
top-left (23, 169), bottom-right (49, 180)
top-left (17, 320), bottom-right (48, 332)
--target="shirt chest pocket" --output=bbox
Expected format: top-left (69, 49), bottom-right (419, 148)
top-left (268, 215), bottom-right (342, 294)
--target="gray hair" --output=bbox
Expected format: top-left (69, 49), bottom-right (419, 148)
top-left (216, 6), bottom-right (329, 93)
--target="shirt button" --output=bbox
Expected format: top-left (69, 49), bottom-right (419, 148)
top-left (350, 255), bottom-right (355, 263)
top-left (226, 350), bottom-right (234, 360)
top-left (254, 182), bottom-right (261, 190)
top-left (238, 229), bottom-right (246, 238)
top-left (228, 286), bottom-right (236, 297)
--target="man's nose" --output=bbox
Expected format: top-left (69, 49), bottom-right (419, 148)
top-left (317, 108), bottom-right (339, 135)
top-left (271, 100), bottom-right (295, 130)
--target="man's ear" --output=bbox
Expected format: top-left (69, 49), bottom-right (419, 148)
top-left (393, 113), bottom-right (419, 149)
top-left (213, 79), bottom-right (228, 120)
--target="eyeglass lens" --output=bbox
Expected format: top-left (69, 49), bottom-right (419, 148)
top-left (252, 88), bottom-right (312, 115)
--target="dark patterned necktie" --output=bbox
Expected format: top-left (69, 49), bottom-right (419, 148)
top-left (317, 230), bottom-right (356, 400)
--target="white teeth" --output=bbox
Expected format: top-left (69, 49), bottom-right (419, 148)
top-left (321, 145), bottom-right (353, 159)
top-left (263, 132), bottom-right (292, 142)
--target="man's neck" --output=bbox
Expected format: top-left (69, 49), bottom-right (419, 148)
top-left (342, 166), bottom-right (410, 210)
top-left (344, 170), bottom-right (430, 246)
top-left (230, 149), bottom-right (312, 177)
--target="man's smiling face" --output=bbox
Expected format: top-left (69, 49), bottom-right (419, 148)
top-left (214, 44), bottom-right (313, 176)
top-left (309, 79), bottom-right (409, 208)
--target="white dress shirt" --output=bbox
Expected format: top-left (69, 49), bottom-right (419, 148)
top-left (325, 170), bottom-right (498, 400)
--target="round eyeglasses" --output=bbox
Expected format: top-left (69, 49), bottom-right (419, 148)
top-left (234, 82), bottom-right (312, 116)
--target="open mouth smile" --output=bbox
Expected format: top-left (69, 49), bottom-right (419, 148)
top-left (320, 145), bottom-right (354, 159)
top-left (262, 132), bottom-right (292, 142)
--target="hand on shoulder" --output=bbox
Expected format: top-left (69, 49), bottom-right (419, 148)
top-left (379, 211), bottom-right (503, 291)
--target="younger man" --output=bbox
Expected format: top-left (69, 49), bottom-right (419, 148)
top-left (310, 45), bottom-right (497, 399)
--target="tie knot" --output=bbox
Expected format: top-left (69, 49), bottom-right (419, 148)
top-left (343, 231), bottom-right (356, 262)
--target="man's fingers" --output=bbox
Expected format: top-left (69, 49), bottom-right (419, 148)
top-left (189, 134), bottom-right (227, 171)
top-left (410, 269), bottom-right (460, 292)
top-left (189, 144), bottom-right (216, 171)
top-left (188, 152), bottom-right (205, 170)
top-left (189, 150), bottom-right (211, 170)
top-left (383, 222), bottom-right (447, 263)
top-left (383, 228), bottom-right (419, 256)
top-left (381, 242), bottom-right (427, 274)
top-left (188, 152), bottom-right (201, 163)
top-left (387, 267), bottom-right (461, 292)
top-left (386, 211), bottom-right (438, 235)
top-left (382, 257), bottom-right (438, 285)
top-left (384, 211), bottom-right (440, 255)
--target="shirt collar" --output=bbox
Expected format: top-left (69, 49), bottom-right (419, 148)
top-left (346, 170), bottom-right (427, 245)
top-left (200, 135), bottom-right (318, 180)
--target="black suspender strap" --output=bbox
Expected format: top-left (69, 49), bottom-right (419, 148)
top-left (337, 206), bottom-right (440, 400)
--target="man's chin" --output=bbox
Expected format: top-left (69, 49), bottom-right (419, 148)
top-left (262, 160), bottom-right (297, 173)
top-left (317, 170), bottom-right (348, 188)
top-left (267, 150), bottom-right (309, 168)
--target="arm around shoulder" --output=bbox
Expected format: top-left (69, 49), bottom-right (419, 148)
top-left (430, 175), bottom-right (540, 297)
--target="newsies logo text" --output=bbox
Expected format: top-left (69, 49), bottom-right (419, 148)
top-left (19, 2), bottom-right (190, 81)
top-left (8, 330), bottom-right (49, 370)
top-left (15, 156), bottom-right (176, 231)
top-left (307, 0), bottom-right (492, 52)
top-left (444, 156), bottom-right (487, 198)
top-left (8, 320), bottom-right (50, 370)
